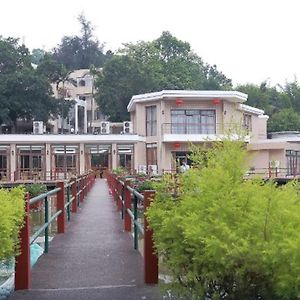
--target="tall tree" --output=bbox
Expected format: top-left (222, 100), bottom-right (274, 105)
top-left (52, 14), bottom-right (106, 70)
top-left (0, 37), bottom-right (57, 129)
top-left (95, 31), bottom-right (232, 121)
top-left (31, 48), bottom-right (45, 65)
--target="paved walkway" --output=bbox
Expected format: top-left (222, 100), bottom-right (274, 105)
top-left (10, 179), bottom-right (163, 300)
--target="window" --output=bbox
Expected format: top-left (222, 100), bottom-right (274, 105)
top-left (146, 143), bottom-right (157, 166)
top-left (171, 109), bottom-right (216, 134)
top-left (243, 114), bottom-right (252, 132)
top-left (146, 106), bottom-right (157, 136)
top-left (286, 150), bottom-right (300, 176)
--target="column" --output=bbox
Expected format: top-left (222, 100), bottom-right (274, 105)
top-left (79, 143), bottom-right (85, 174)
top-left (10, 144), bottom-right (16, 181)
top-left (45, 143), bottom-right (51, 180)
top-left (112, 143), bottom-right (117, 170)
top-left (84, 104), bottom-right (87, 134)
top-left (74, 103), bottom-right (78, 134)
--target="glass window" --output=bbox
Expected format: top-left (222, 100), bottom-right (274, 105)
top-left (146, 106), bottom-right (157, 136)
top-left (243, 114), bottom-right (252, 132)
top-left (171, 109), bottom-right (216, 134)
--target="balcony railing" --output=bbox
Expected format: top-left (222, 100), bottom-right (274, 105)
top-left (162, 122), bottom-right (248, 135)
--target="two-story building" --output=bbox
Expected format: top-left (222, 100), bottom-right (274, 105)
top-left (128, 90), bottom-right (268, 174)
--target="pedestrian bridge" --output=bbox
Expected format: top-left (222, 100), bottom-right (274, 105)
top-left (9, 176), bottom-right (162, 300)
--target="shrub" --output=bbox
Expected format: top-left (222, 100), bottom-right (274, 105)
top-left (25, 183), bottom-right (47, 198)
top-left (0, 187), bottom-right (25, 260)
top-left (147, 139), bottom-right (300, 299)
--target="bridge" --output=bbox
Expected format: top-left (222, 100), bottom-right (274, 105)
top-left (8, 174), bottom-right (163, 300)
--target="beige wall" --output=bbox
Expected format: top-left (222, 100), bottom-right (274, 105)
top-left (251, 116), bottom-right (268, 140)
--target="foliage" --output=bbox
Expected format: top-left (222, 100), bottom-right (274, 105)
top-left (25, 183), bottom-right (47, 198)
top-left (52, 14), bottom-right (106, 70)
top-left (268, 108), bottom-right (300, 132)
top-left (95, 31), bottom-right (232, 121)
top-left (147, 139), bottom-right (300, 299)
top-left (112, 166), bottom-right (128, 177)
top-left (0, 37), bottom-right (57, 127)
top-left (31, 48), bottom-right (45, 65)
top-left (135, 180), bottom-right (156, 193)
top-left (0, 187), bottom-right (25, 260)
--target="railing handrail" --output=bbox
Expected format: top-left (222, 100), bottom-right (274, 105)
top-left (15, 170), bottom-right (96, 290)
top-left (107, 172), bottom-right (158, 284)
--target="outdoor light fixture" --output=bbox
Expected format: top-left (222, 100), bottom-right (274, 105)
top-left (173, 142), bottom-right (181, 149)
top-left (212, 98), bottom-right (221, 105)
top-left (11, 150), bottom-right (14, 156)
top-left (175, 98), bottom-right (183, 106)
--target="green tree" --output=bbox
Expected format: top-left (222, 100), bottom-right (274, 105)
top-left (52, 14), bottom-right (106, 70)
top-left (147, 139), bottom-right (300, 299)
top-left (95, 31), bottom-right (232, 121)
top-left (236, 82), bottom-right (291, 116)
top-left (268, 108), bottom-right (300, 132)
top-left (0, 37), bottom-right (57, 129)
top-left (31, 48), bottom-right (45, 65)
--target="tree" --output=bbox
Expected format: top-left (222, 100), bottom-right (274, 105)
top-left (147, 139), bottom-right (300, 299)
top-left (31, 48), bottom-right (45, 65)
top-left (52, 14), bottom-right (106, 70)
top-left (236, 82), bottom-right (291, 116)
top-left (95, 31), bottom-right (232, 121)
top-left (268, 108), bottom-right (300, 132)
top-left (0, 37), bottom-right (58, 129)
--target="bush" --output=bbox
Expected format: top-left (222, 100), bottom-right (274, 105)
top-left (147, 139), bottom-right (300, 299)
top-left (0, 187), bottom-right (25, 260)
top-left (25, 183), bottom-right (47, 198)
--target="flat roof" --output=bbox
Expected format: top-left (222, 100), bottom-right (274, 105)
top-left (0, 134), bottom-right (145, 144)
top-left (127, 90), bottom-right (248, 112)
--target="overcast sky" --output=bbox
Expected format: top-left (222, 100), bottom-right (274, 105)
top-left (1, 0), bottom-right (300, 87)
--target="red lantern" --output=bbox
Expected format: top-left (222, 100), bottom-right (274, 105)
top-left (174, 142), bottom-right (181, 149)
top-left (212, 98), bottom-right (221, 105)
top-left (175, 98), bottom-right (183, 106)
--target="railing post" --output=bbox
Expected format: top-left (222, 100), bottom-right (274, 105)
top-left (80, 177), bottom-right (84, 202)
top-left (133, 194), bottom-right (138, 250)
top-left (117, 180), bottom-right (122, 211)
top-left (71, 178), bottom-right (77, 213)
top-left (124, 180), bottom-right (132, 231)
top-left (44, 196), bottom-right (49, 253)
top-left (57, 181), bottom-right (65, 234)
top-left (143, 190), bottom-right (158, 284)
top-left (15, 192), bottom-right (31, 290)
top-left (67, 184), bottom-right (71, 221)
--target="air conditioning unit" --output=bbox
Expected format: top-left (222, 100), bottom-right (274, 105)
top-left (100, 121), bottom-right (110, 134)
top-left (32, 121), bottom-right (44, 135)
top-left (123, 121), bottom-right (133, 134)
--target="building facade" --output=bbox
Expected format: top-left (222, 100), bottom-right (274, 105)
top-left (1, 89), bottom-right (300, 181)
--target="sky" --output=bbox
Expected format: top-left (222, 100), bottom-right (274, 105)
top-left (1, 0), bottom-right (300, 87)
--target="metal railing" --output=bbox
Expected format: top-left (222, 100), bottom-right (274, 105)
top-left (162, 122), bottom-right (249, 135)
top-left (107, 173), bottom-right (158, 284)
top-left (14, 171), bottom-right (96, 290)
top-left (14, 168), bottom-right (79, 181)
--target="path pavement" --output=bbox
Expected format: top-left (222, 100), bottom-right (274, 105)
top-left (10, 179), bottom-right (163, 300)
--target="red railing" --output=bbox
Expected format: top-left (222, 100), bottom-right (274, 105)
top-left (14, 171), bottom-right (96, 290)
top-left (107, 173), bottom-right (158, 284)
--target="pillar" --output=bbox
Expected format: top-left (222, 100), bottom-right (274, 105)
top-left (112, 143), bottom-right (117, 170)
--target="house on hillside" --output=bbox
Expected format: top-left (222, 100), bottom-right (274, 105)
top-left (50, 69), bottom-right (106, 134)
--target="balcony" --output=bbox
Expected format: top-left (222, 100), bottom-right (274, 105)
top-left (162, 123), bottom-right (249, 142)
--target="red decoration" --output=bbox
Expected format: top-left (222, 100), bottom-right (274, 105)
top-left (212, 98), bottom-right (221, 105)
top-left (175, 98), bottom-right (183, 106)
top-left (174, 142), bottom-right (181, 149)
